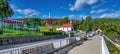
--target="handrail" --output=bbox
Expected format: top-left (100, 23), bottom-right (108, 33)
top-left (103, 35), bottom-right (120, 48)
top-left (101, 36), bottom-right (110, 54)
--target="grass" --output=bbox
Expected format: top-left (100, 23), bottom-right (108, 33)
top-left (104, 37), bottom-right (120, 54)
top-left (0, 26), bottom-right (60, 38)
top-left (0, 28), bottom-right (42, 38)
top-left (40, 26), bottom-right (53, 32)
top-left (0, 33), bottom-right (42, 38)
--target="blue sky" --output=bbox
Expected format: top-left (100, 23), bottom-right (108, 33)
top-left (10, 0), bottom-right (120, 19)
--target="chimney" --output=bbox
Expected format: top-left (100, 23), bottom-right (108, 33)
top-left (70, 20), bottom-right (72, 24)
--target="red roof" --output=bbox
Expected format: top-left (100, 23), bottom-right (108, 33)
top-left (57, 24), bottom-right (72, 28)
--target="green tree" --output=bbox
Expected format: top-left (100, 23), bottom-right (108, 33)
top-left (63, 17), bottom-right (69, 23)
top-left (85, 16), bottom-right (92, 31)
top-left (91, 19), bottom-right (98, 31)
top-left (60, 17), bottom-right (69, 25)
top-left (0, 0), bottom-right (14, 34)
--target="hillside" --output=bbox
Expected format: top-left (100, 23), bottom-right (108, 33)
top-left (94, 18), bottom-right (120, 24)
top-left (16, 18), bottom-right (46, 26)
top-left (93, 18), bottom-right (120, 44)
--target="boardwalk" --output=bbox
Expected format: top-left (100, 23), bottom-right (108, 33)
top-left (68, 35), bottom-right (102, 54)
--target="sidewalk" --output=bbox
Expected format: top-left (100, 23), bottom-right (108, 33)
top-left (68, 35), bottom-right (102, 54)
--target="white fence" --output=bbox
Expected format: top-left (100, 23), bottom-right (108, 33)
top-left (101, 36), bottom-right (110, 54)
top-left (101, 35), bottom-right (120, 54)
top-left (0, 37), bottom-right (81, 54)
top-left (104, 35), bottom-right (120, 48)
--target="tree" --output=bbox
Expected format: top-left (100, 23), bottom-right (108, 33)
top-left (59, 17), bottom-right (69, 25)
top-left (85, 16), bottom-right (92, 31)
top-left (91, 19), bottom-right (98, 31)
top-left (0, 0), bottom-right (14, 34)
top-left (63, 17), bottom-right (69, 23)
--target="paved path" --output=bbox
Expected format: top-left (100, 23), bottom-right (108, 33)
top-left (68, 35), bottom-right (102, 54)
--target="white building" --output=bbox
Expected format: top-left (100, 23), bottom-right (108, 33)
top-left (56, 23), bottom-right (73, 32)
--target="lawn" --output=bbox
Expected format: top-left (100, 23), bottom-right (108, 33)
top-left (0, 26), bottom-right (61, 38)
top-left (40, 26), bottom-right (53, 32)
top-left (0, 28), bottom-right (42, 38)
top-left (40, 26), bottom-right (51, 31)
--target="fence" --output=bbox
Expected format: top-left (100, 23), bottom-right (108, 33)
top-left (103, 35), bottom-right (120, 48)
top-left (102, 35), bottom-right (120, 54)
top-left (0, 37), bottom-right (81, 54)
top-left (101, 36), bottom-right (110, 54)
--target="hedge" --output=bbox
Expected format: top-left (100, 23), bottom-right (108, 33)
top-left (42, 31), bottom-right (62, 35)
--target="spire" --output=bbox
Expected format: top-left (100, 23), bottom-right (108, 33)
top-left (49, 11), bottom-right (51, 18)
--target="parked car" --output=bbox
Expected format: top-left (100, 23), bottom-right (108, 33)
top-left (87, 33), bottom-right (90, 37)
top-left (89, 33), bottom-right (93, 37)
top-left (82, 36), bottom-right (87, 40)
top-left (70, 32), bottom-right (74, 37)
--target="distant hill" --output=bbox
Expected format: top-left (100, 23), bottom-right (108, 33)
top-left (93, 18), bottom-right (120, 38)
top-left (15, 18), bottom-right (45, 21)
top-left (15, 18), bottom-right (46, 26)
top-left (94, 18), bottom-right (120, 24)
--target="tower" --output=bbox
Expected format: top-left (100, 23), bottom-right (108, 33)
top-left (48, 11), bottom-right (51, 18)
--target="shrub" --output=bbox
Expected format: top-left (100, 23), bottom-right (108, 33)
top-left (104, 31), bottom-right (118, 38)
top-left (0, 30), bottom-right (3, 34)
top-left (42, 31), bottom-right (62, 35)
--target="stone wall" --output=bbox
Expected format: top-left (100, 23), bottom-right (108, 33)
top-left (0, 35), bottom-right (64, 45)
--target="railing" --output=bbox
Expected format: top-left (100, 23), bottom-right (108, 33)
top-left (103, 35), bottom-right (120, 48)
top-left (101, 36), bottom-right (110, 54)
top-left (0, 37), bottom-right (81, 54)
top-left (101, 35), bottom-right (120, 54)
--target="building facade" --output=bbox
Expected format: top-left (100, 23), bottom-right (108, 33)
top-left (45, 18), bottom-right (61, 26)
top-left (56, 20), bottom-right (73, 32)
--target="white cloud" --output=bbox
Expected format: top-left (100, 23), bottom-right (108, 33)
top-left (17, 8), bottom-right (40, 17)
top-left (79, 15), bottom-right (84, 18)
top-left (62, 16), bottom-right (66, 18)
top-left (79, 15), bottom-right (87, 19)
top-left (10, 4), bottom-right (40, 17)
top-left (68, 15), bottom-right (75, 18)
top-left (86, 0), bottom-right (98, 5)
top-left (100, 10), bottom-right (120, 18)
top-left (90, 9), bottom-right (107, 14)
top-left (68, 14), bottom-right (88, 20)
top-left (70, 0), bottom-right (102, 11)
top-left (10, 4), bottom-right (16, 9)
top-left (42, 15), bottom-right (47, 18)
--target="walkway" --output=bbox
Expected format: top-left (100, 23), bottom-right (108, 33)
top-left (68, 35), bottom-right (102, 54)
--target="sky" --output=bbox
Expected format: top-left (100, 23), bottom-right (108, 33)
top-left (10, 0), bottom-right (120, 20)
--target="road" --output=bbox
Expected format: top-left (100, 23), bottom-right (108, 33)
top-left (68, 35), bottom-right (102, 54)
